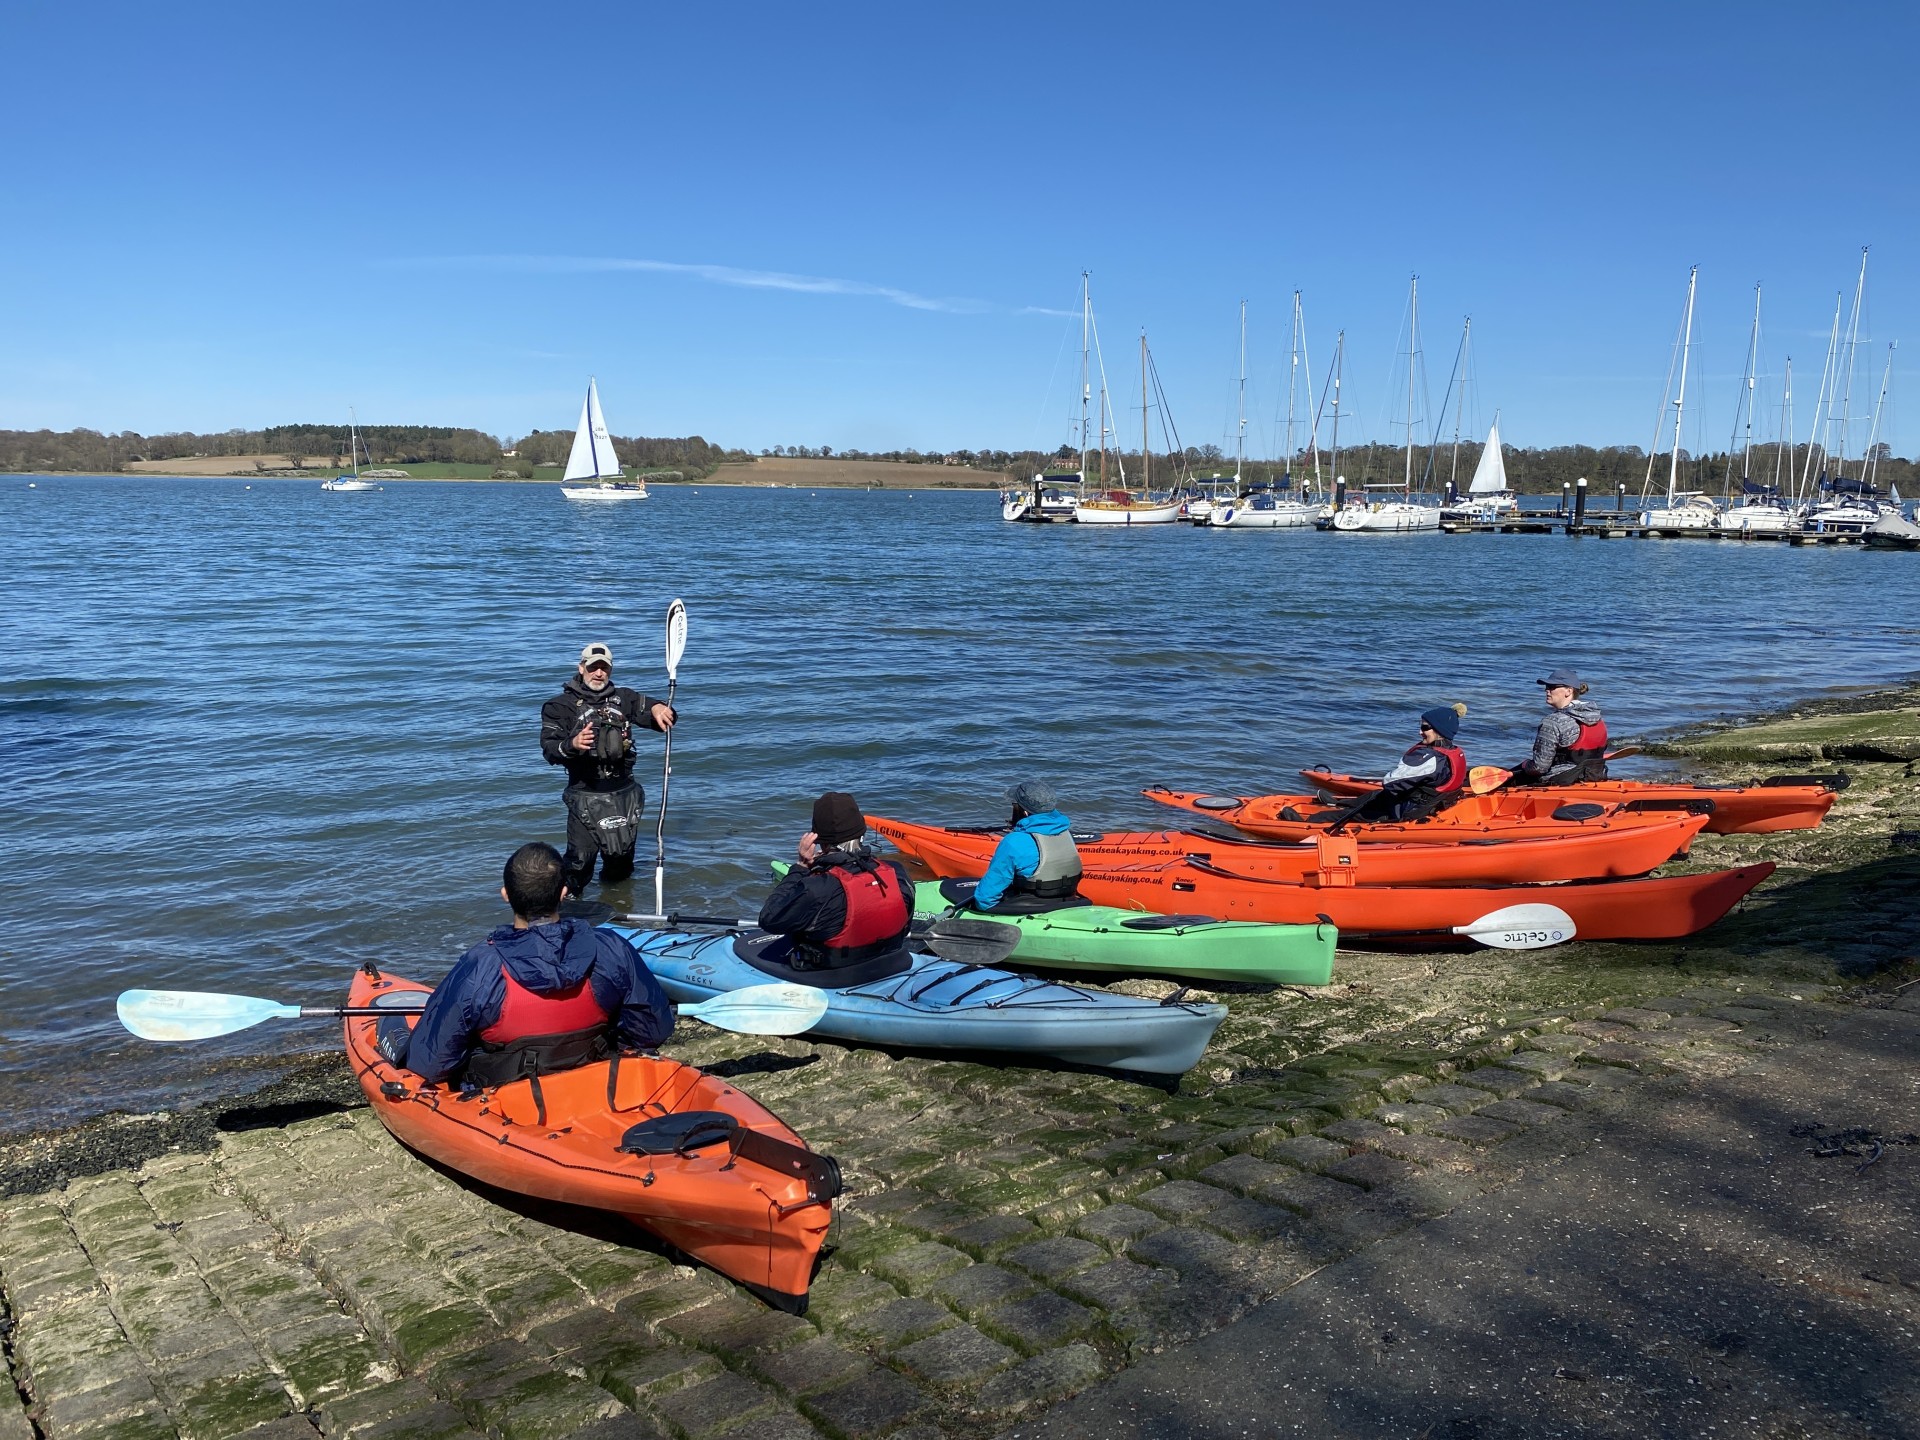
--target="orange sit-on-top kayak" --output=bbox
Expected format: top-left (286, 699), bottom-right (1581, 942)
top-left (344, 968), bottom-right (838, 1312)
top-left (868, 816), bottom-right (1773, 942)
top-left (1143, 785), bottom-right (1719, 846)
top-left (1296, 767), bottom-right (1843, 834)
top-left (867, 809), bottom-right (1708, 888)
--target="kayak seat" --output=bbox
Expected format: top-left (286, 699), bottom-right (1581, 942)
top-left (1117, 914), bottom-right (1220, 930)
top-left (731, 931), bottom-right (913, 989)
top-left (1549, 803), bottom-right (1607, 822)
top-left (618, 1110), bottom-right (847, 1207)
top-left (937, 878), bottom-right (1091, 915)
top-left (1761, 772), bottom-right (1849, 791)
top-left (619, 1111), bottom-right (738, 1155)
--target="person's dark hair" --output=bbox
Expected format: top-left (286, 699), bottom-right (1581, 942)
top-left (503, 842), bottom-right (566, 918)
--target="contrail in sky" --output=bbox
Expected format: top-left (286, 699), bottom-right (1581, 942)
top-left (391, 254), bottom-right (1072, 317)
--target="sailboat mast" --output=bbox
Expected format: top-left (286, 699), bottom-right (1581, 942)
top-left (1735, 283), bottom-right (1761, 493)
top-left (1772, 358), bottom-right (1792, 493)
top-left (1833, 246), bottom-right (1868, 482)
top-left (1862, 342), bottom-right (1896, 488)
top-left (1799, 294), bottom-right (1842, 498)
top-left (1666, 267), bottom-right (1697, 505)
top-left (1448, 319), bottom-right (1470, 495)
top-left (1140, 334), bottom-right (1151, 492)
top-left (1329, 332), bottom-right (1344, 490)
top-left (1236, 300), bottom-right (1247, 485)
top-left (1079, 273), bottom-right (1091, 477)
top-left (349, 406), bottom-right (361, 478)
top-left (1405, 276), bottom-right (1418, 496)
top-left (1285, 292), bottom-right (1300, 488)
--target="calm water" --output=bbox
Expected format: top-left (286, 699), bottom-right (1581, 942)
top-left (5, 476), bottom-right (1917, 1136)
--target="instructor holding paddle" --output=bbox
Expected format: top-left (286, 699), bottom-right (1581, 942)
top-left (540, 639), bottom-right (676, 896)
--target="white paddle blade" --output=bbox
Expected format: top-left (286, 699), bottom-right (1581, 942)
top-left (1453, 904), bottom-right (1577, 950)
top-left (117, 989), bottom-right (299, 1042)
top-left (664, 599), bottom-right (687, 680)
top-left (679, 982), bottom-right (827, 1037)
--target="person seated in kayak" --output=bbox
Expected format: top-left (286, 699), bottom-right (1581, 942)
top-left (758, 792), bottom-right (915, 973)
top-left (402, 842), bottom-right (675, 1086)
top-left (967, 780), bottom-right (1084, 912)
top-left (1509, 669), bottom-right (1609, 786)
top-left (1349, 705), bottom-right (1469, 822)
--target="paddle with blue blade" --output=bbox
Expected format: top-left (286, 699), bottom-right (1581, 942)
top-left (116, 982), bottom-right (829, 1042)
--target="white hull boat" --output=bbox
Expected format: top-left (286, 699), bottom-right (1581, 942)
top-left (1331, 495), bottom-right (1440, 532)
top-left (323, 411), bottom-right (381, 491)
top-left (1209, 496), bottom-right (1318, 528)
top-left (1074, 495), bottom-right (1182, 525)
top-left (1003, 475), bottom-right (1080, 523)
top-left (1716, 502), bottom-right (1798, 536)
top-left (1439, 421), bottom-right (1515, 522)
top-left (560, 378), bottom-right (646, 501)
top-left (1640, 494), bottom-right (1719, 533)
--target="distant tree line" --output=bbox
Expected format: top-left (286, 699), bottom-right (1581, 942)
top-left (0, 425), bottom-right (749, 477)
top-left (7, 426), bottom-right (1911, 496)
top-left (504, 430), bottom-right (743, 479)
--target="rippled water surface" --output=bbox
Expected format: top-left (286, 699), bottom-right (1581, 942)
top-left (5, 475), bottom-right (1917, 1134)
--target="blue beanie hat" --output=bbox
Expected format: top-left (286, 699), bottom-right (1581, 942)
top-left (1420, 704), bottom-right (1466, 742)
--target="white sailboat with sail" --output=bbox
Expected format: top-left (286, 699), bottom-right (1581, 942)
top-left (320, 410), bottom-right (380, 492)
top-left (1441, 418), bottom-right (1517, 522)
top-left (560, 379), bottom-right (647, 501)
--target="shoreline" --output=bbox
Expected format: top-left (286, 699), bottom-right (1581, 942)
top-left (1, 683), bottom-right (1913, 1438)
top-left (6, 675), bottom-right (1914, 1189)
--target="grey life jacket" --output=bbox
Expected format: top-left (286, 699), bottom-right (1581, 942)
top-left (1008, 828), bottom-right (1083, 899)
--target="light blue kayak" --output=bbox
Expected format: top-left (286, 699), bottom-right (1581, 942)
top-left (604, 925), bottom-right (1227, 1076)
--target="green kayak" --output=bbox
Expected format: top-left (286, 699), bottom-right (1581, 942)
top-left (771, 862), bottom-right (1335, 985)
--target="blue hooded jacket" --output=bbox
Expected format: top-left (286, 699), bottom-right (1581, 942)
top-left (403, 918), bottom-right (674, 1084)
top-left (973, 809), bottom-right (1074, 910)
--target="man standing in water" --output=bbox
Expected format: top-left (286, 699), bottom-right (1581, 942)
top-left (540, 642), bottom-right (675, 895)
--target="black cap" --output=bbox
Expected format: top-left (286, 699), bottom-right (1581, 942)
top-left (811, 791), bottom-right (865, 848)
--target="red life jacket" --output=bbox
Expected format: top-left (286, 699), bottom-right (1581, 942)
top-left (1432, 744), bottom-right (1468, 794)
top-left (817, 860), bottom-right (912, 967)
top-left (468, 965), bottom-right (613, 1086)
top-left (1554, 716), bottom-right (1610, 780)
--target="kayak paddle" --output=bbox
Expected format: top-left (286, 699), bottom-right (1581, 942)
top-left (1467, 765), bottom-right (1514, 795)
top-left (617, 910), bottom-right (1025, 967)
top-left (116, 981), bottom-right (828, 1042)
top-left (653, 598), bottom-right (688, 919)
top-left (1470, 749), bottom-right (1640, 795)
top-left (1450, 903), bottom-right (1577, 948)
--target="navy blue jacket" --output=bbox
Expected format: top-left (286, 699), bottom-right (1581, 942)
top-left (404, 918), bottom-right (674, 1084)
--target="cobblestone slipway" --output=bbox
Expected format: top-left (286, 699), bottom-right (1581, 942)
top-left (4, 696), bottom-right (1915, 1440)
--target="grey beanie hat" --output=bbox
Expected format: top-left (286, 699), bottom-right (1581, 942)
top-left (1007, 780), bottom-right (1059, 814)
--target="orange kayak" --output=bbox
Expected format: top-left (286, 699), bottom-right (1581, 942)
top-left (1296, 767), bottom-right (1843, 834)
top-left (866, 823), bottom-right (1772, 941)
top-left (869, 811), bottom-right (1708, 886)
top-left (1143, 785), bottom-right (1717, 846)
top-left (345, 969), bottom-right (838, 1312)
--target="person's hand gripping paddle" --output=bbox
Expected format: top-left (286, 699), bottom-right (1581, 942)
top-left (653, 599), bottom-right (688, 918)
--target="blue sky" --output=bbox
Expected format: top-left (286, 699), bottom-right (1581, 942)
top-left (4, 0), bottom-right (1914, 458)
